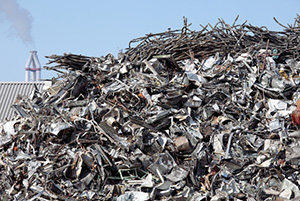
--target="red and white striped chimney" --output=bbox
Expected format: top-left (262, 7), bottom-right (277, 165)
top-left (25, 51), bottom-right (41, 82)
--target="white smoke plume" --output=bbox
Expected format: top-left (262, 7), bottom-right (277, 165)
top-left (0, 0), bottom-right (33, 43)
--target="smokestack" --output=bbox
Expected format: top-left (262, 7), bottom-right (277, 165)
top-left (25, 51), bottom-right (41, 82)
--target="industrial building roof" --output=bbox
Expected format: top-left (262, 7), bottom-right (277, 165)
top-left (0, 82), bottom-right (45, 122)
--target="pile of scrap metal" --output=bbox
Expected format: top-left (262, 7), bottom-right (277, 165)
top-left (2, 16), bottom-right (300, 200)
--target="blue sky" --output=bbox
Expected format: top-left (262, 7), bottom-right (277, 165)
top-left (0, 0), bottom-right (300, 81)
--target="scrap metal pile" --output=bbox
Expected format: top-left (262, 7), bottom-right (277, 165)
top-left (2, 16), bottom-right (300, 200)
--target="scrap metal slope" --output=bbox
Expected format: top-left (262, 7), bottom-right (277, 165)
top-left (0, 82), bottom-right (44, 122)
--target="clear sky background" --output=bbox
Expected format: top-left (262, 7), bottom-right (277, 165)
top-left (0, 0), bottom-right (300, 81)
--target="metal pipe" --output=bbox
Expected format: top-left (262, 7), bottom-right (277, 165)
top-left (25, 70), bottom-right (30, 82)
top-left (26, 51), bottom-right (33, 82)
top-left (33, 52), bottom-right (41, 81)
top-left (31, 54), bottom-right (36, 82)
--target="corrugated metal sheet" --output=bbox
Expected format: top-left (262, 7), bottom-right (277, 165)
top-left (0, 82), bottom-right (45, 122)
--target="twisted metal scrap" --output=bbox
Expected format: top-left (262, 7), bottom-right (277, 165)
top-left (125, 16), bottom-right (300, 62)
top-left (45, 53), bottom-right (92, 70)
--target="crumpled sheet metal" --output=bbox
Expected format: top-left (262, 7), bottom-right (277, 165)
top-left (2, 16), bottom-right (300, 200)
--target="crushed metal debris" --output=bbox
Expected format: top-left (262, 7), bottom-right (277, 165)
top-left (2, 15), bottom-right (300, 200)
